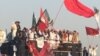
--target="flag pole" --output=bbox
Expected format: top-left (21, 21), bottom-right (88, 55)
top-left (53, 2), bottom-right (63, 26)
top-left (94, 7), bottom-right (100, 35)
top-left (94, 13), bottom-right (100, 37)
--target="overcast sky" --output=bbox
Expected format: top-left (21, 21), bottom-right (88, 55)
top-left (0, 0), bottom-right (100, 55)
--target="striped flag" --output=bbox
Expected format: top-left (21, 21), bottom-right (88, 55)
top-left (37, 9), bottom-right (50, 32)
top-left (43, 9), bottom-right (50, 21)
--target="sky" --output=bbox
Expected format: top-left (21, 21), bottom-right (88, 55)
top-left (0, 0), bottom-right (100, 56)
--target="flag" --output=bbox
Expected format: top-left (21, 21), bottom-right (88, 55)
top-left (37, 21), bottom-right (47, 32)
top-left (27, 41), bottom-right (49, 56)
top-left (40, 8), bottom-right (43, 18)
top-left (36, 9), bottom-right (50, 32)
top-left (75, 0), bottom-right (94, 16)
top-left (85, 27), bottom-right (99, 36)
top-left (64, 0), bottom-right (95, 18)
top-left (32, 13), bottom-right (36, 27)
top-left (44, 9), bottom-right (50, 21)
top-left (40, 9), bottom-right (50, 26)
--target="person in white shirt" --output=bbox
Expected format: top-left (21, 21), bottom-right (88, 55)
top-left (49, 29), bottom-right (57, 49)
top-left (88, 45), bottom-right (92, 56)
top-left (72, 31), bottom-right (79, 44)
top-left (55, 32), bottom-right (60, 48)
top-left (11, 22), bottom-right (17, 39)
top-left (28, 27), bottom-right (36, 41)
top-left (0, 29), bottom-right (6, 56)
top-left (0, 29), bottom-right (6, 46)
top-left (43, 29), bottom-right (50, 40)
top-left (11, 21), bottom-right (21, 40)
top-left (62, 30), bottom-right (68, 43)
top-left (68, 32), bottom-right (73, 43)
top-left (36, 36), bottom-right (45, 49)
top-left (91, 45), bottom-right (98, 56)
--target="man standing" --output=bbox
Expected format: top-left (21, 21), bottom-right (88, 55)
top-left (83, 47), bottom-right (88, 56)
top-left (0, 29), bottom-right (6, 56)
top-left (91, 45), bottom-right (98, 56)
top-left (88, 45), bottom-right (92, 56)
top-left (11, 22), bottom-right (17, 40)
top-left (15, 21), bottom-right (21, 33)
top-left (0, 29), bottom-right (6, 46)
top-left (11, 21), bottom-right (21, 40)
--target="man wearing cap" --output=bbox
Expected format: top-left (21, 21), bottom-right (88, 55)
top-left (11, 21), bottom-right (21, 40)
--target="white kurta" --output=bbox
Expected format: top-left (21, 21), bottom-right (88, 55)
top-left (28, 30), bottom-right (36, 41)
top-left (11, 23), bottom-right (17, 39)
top-left (49, 32), bottom-right (57, 49)
top-left (91, 47), bottom-right (98, 56)
top-left (0, 30), bottom-right (6, 46)
top-left (69, 34), bottom-right (73, 42)
top-left (88, 47), bottom-right (92, 56)
top-left (36, 37), bottom-right (44, 48)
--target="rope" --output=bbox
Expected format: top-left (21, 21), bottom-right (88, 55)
top-left (53, 2), bottom-right (63, 26)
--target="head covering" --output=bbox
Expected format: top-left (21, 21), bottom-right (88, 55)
top-left (15, 21), bottom-right (20, 23)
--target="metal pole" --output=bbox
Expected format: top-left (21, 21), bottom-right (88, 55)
top-left (94, 13), bottom-right (100, 37)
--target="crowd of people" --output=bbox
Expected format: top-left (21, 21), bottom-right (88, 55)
top-left (0, 21), bottom-right (98, 56)
top-left (83, 45), bottom-right (98, 56)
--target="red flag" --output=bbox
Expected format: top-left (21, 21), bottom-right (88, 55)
top-left (38, 21), bottom-right (47, 32)
top-left (85, 27), bottom-right (99, 36)
top-left (64, 0), bottom-right (95, 18)
top-left (40, 8), bottom-right (43, 18)
top-left (75, 0), bottom-right (94, 16)
top-left (37, 9), bottom-right (49, 32)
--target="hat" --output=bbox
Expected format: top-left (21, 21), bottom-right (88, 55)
top-left (15, 21), bottom-right (20, 23)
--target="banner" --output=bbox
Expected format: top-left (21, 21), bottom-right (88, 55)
top-left (27, 41), bottom-right (50, 56)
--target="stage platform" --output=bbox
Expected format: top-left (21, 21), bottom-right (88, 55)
top-left (53, 43), bottom-right (82, 56)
